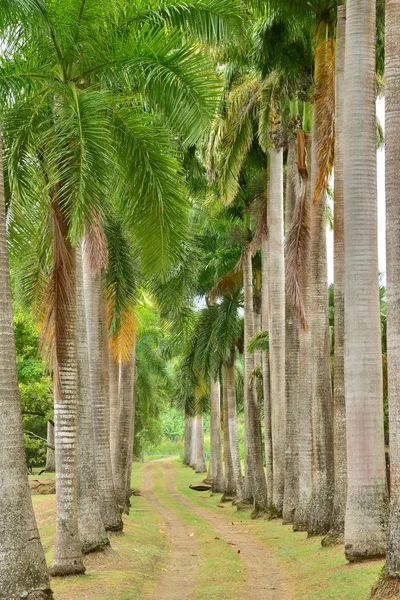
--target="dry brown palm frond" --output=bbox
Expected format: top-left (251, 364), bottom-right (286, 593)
top-left (313, 33), bottom-right (335, 204)
top-left (40, 194), bottom-right (73, 398)
top-left (108, 303), bottom-right (137, 365)
top-left (209, 269), bottom-right (243, 302)
top-left (285, 130), bottom-right (309, 331)
top-left (83, 213), bottom-right (108, 275)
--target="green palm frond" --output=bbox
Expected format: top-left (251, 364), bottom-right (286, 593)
top-left (247, 329), bottom-right (269, 353)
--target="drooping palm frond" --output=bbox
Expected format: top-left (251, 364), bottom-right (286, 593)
top-left (110, 104), bottom-right (189, 274)
top-left (127, 0), bottom-right (245, 44)
top-left (312, 31), bottom-right (335, 204)
top-left (247, 329), bottom-right (269, 353)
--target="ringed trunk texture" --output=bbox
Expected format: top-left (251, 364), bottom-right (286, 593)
top-left (183, 416), bottom-right (193, 465)
top-left (243, 244), bottom-right (268, 514)
top-left (76, 243), bottom-right (109, 553)
top-left (293, 133), bottom-right (313, 533)
top-left (194, 415), bottom-right (207, 473)
top-left (329, 4), bottom-right (347, 539)
top-left (343, 0), bottom-right (387, 561)
top-left (114, 349), bottom-right (136, 513)
top-left (282, 140), bottom-right (300, 524)
top-left (82, 242), bottom-right (123, 531)
top-left (308, 108), bottom-right (334, 536)
top-left (225, 358), bottom-right (244, 498)
top-left (50, 202), bottom-right (85, 576)
top-left (383, 0), bottom-right (400, 575)
top-left (261, 234), bottom-right (273, 507)
top-left (222, 371), bottom-right (236, 499)
top-left (268, 147), bottom-right (286, 514)
top-left (209, 378), bottom-right (225, 493)
top-left (109, 352), bottom-right (119, 473)
top-left (0, 135), bottom-right (53, 599)
top-left (45, 420), bottom-right (55, 472)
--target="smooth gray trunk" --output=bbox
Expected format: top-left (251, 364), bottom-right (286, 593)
top-left (109, 353), bottom-right (119, 474)
top-left (183, 416), bottom-right (193, 465)
top-left (343, 0), bottom-right (387, 561)
top-left (114, 350), bottom-right (136, 513)
top-left (222, 371), bottom-right (236, 499)
top-left (293, 133), bottom-right (313, 533)
top-left (194, 415), bottom-right (207, 473)
top-left (76, 243), bottom-right (109, 553)
top-left (261, 234), bottom-right (273, 507)
top-left (225, 360), bottom-right (244, 498)
top-left (282, 140), bottom-right (300, 524)
top-left (82, 241), bottom-right (123, 531)
top-left (329, 4), bottom-right (347, 539)
top-left (268, 148), bottom-right (286, 514)
top-left (381, 0), bottom-right (400, 574)
top-left (209, 378), bottom-right (225, 493)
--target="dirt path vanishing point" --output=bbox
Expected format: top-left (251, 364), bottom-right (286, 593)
top-left (141, 459), bottom-right (292, 600)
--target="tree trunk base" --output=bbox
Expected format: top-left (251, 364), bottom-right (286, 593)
top-left (104, 518), bottom-right (123, 532)
top-left (236, 498), bottom-right (253, 512)
top-left (251, 507), bottom-right (268, 520)
top-left (321, 532), bottom-right (344, 547)
top-left (82, 538), bottom-right (110, 555)
top-left (345, 545), bottom-right (386, 563)
top-left (19, 589), bottom-right (54, 600)
top-left (221, 493), bottom-right (236, 503)
top-left (48, 560), bottom-right (86, 577)
top-left (370, 574), bottom-right (400, 599)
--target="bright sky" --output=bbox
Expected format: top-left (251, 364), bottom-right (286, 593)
top-left (327, 97), bottom-right (386, 284)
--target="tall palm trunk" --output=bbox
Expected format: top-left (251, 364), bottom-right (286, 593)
top-left (261, 233), bottom-right (273, 507)
top-left (50, 200), bottom-right (85, 576)
top-left (343, 0), bottom-right (387, 561)
top-left (190, 416), bottom-right (198, 469)
top-left (82, 242), bottom-right (123, 531)
top-left (194, 415), bottom-right (207, 473)
top-left (76, 243), bottom-right (109, 553)
top-left (268, 147), bottom-right (286, 514)
top-left (293, 133), bottom-right (313, 533)
top-left (225, 355), bottom-right (244, 498)
top-left (183, 415), bottom-right (193, 465)
top-left (222, 370), bottom-right (236, 499)
top-left (329, 4), bottom-right (347, 540)
top-left (282, 140), bottom-right (300, 524)
top-left (209, 378), bottom-right (225, 493)
top-left (383, 0), bottom-right (400, 577)
top-left (243, 243), bottom-right (268, 514)
top-left (109, 352), bottom-right (119, 472)
top-left (0, 136), bottom-right (53, 598)
top-left (114, 349), bottom-right (136, 513)
top-left (308, 104), bottom-right (334, 536)
top-left (45, 420), bottom-right (55, 472)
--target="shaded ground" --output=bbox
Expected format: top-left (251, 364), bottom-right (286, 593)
top-left (31, 458), bottom-right (384, 600)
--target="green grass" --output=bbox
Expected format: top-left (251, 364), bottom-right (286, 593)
top-left (33, 463), bottom-right (169, 600)
top-left (172, 459), bottom-right (384, 600)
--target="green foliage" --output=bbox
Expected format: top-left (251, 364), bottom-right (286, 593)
top-left (247, 330), bottom-right (269, 353)
top-left (24, 434), bottom-right (47, 466)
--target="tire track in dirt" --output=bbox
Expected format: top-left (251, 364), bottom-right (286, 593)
top-left (160, 460), bottom-right (292, 600)
top-left (142, 462), bottom-right (201, 600)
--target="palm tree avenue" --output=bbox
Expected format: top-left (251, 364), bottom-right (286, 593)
top-left (0, 1), bottom-right (399, 599)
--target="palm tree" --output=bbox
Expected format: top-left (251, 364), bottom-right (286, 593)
top-left (0, 135), bottom-right (53, 596)
top-left (343, 0), bottom-right (387, 561)
top-left (209, 378), bottom-right (225, 493)
top-left (76, 243), bottom-right (109, 553)
top-left (3, 0), bottom-right (241, 572)
top-left (282, 138), bottom-right (300, 524)
top-left (328, 3), bottom-right (347, 542)
top-left (82, 241), bottom-right (123, 530)
top-left (376, 0), bottom-right (400, 583)
top-left (268, 145), bottom-right (286, 514)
